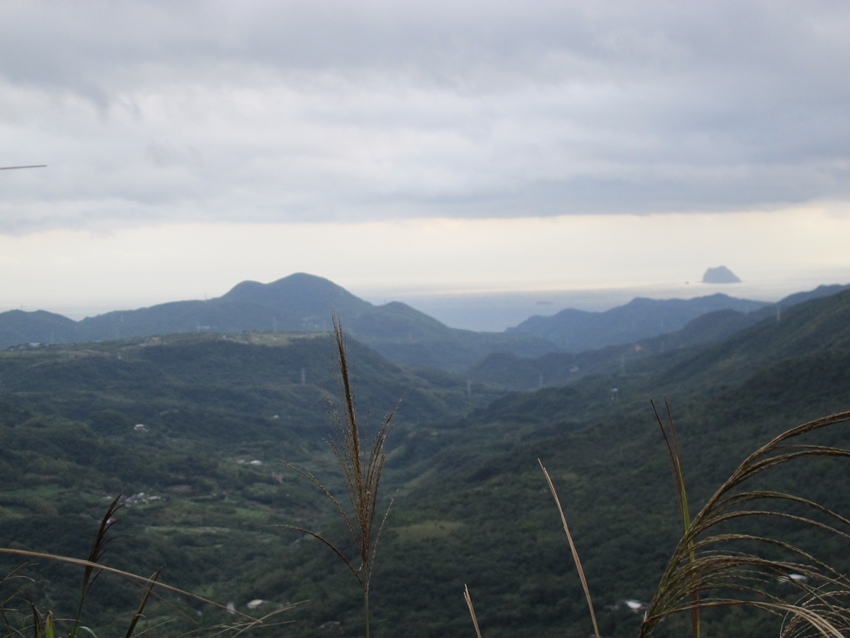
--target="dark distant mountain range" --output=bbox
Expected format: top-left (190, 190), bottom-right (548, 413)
top-left (2, 274), bottom-right (848, 372)
top-left (508, 285), bottom-right (850, 352)
top-left (472, 284), bottom-right (850, 388)
top-left (508, 293), bottom-right (769, 350)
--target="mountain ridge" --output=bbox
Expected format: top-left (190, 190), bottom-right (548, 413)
top-left (3, 275), bottom-right (849, 372)
top-left (471, 285), bottom-right (850, 389)
top-left (508, 292), bottom-right (770, 350)
top-left (0, 274), bottom-right (556, 368)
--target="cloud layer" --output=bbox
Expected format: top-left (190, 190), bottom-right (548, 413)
top-left (2, 1), bottom-right (849, 233)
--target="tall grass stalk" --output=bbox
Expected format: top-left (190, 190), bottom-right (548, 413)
top-left (286, 315), bottom-right (396, 638)
top-left (539, 459), bottom-right (601, 638)
top-left (463, 585), bottom-right (483, 638)
top-left (653, 400), bottom-right (700, 638)
top-left (69, 495), bottom-right (122, 638)
top-left (640, 409), bottom-right (850, 637)
top-left (122, 569), bottom-right (160, 638)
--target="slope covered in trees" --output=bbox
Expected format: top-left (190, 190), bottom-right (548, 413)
top-left (1, 290), bottom-right (850, 636)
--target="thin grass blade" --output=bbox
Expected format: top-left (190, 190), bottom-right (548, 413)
top-left (652, 400), bottom-right (700, 638)
top-left (123, 569), bottom-right (160, 638)
top-left (464, 585), bottom-right (483, 638)
top-left (539, 459), bottom-right (601, 638)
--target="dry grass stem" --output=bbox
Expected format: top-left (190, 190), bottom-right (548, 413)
top-left (123, 569), bottom-right (160, 638)
top-left (0, 549), bottom-right (231, 613)
top-left (539, 459), bottom-right (601, 638)
top-left (1, 498), bottom-right (267, 637)
top-left (463, 585), bottom-right (483, 638)
top-left (285, 314), bottom-right (397, 638)
top-left (653, 400), bottom-right (700, 638)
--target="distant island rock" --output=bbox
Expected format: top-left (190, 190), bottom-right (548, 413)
top-left (702, 266), bottom-right (741, 284)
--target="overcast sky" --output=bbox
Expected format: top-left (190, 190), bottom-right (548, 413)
top-left (2, 1), bottom-right (849, 326)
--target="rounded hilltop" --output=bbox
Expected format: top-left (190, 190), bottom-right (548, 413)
top-left (702, 265), bottom-right (741, 284)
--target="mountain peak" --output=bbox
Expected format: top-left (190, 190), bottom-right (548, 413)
top-left (221, 273), bottom-right (371, 315)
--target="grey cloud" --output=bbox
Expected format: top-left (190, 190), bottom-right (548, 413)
top-left (1, 1), bottom-right (849, 233)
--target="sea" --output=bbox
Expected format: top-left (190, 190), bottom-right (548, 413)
top-left (370, 275), bottom-right (848, 332)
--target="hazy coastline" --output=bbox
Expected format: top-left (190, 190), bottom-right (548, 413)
top-left (9, 271), bottom-right (847, 334)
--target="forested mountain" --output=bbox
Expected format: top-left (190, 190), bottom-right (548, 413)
top-left (0, 273), bottom-right (554, 368)
top-left (7, 274), bottom-right (845, 372)
top-left (509, 292), bottom-right (768, 351)
top-left (345, 287), bottom-right (850, 638)
top-left (470, 285), bottom-right (850, 389)
top-left (508, 284), bottom-right (850, 352)
top-left (2, 285), bottom-right (850, 636)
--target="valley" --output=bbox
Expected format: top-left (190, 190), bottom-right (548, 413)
top-left (2, 277), bottom-right (850, 637)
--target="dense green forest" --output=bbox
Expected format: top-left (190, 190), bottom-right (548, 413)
top-left (2, 290), bottom-right (850, 636)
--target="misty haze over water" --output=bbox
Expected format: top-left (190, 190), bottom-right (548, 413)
top-left (365, 273), bottom-right (848, 331)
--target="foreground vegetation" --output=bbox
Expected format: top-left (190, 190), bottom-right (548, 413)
top-left (1, 290), bottom-right (850, 636)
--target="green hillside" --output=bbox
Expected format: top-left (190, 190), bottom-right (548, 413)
top-left (257, 291), bottom-right (850, 637)
top-left (2, 291), bottom-right (850, 636)
top-left (470, 288), bottom-right (850, 390)
top-left (0, 330), bottom-right (501, 635)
